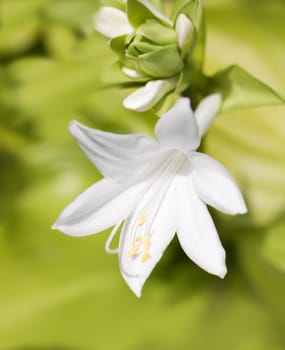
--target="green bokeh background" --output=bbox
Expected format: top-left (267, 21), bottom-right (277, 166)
top-left (0, 0), bottom-right (285, 349)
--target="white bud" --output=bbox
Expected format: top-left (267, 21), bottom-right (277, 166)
top-left (175, 13), bottom-right (193, 50)
top-left (94, 7), bottom-right (133, 39)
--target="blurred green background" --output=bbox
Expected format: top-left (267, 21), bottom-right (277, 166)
top-left (0, 0), bottom-right (285, 349)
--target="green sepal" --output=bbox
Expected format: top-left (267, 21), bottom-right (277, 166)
top-left (138, 20), bottom-right (177, 45)
top-left (138, 45), bottom-right (183, 78)
top-left (153, 92), bottom-right (177, 116)
top-left (175, 66), bottom-right (191, 94)
top-left (131, 40), bottom-right (163, 54)
top-left (120, 54), bottom-right (146, 76)
top-left (173, 0), bottom-right (204, 32)
top-left (126, 0), bottom-right (172, 28)
top-left (109, 35), bottom-right (127, 56)
top-left (212, 65), bottom-right (285, 111)
top-left (126, 43), bottom-right (140, 58)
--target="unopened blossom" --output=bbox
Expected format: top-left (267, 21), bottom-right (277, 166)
top-left (52, 94), bottom-right (247, 297)
top-left (94, 0), bottom-right (197, 112)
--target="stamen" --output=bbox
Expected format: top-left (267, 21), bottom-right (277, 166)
top-left (141, 252), bottom-right (151, 263)
top-left (137, 214), bottom-right (147, 227)
top-left (143, 236), bottom-right (150, 249)
top-left (141, 236), bottom-right (151, 263)
top-left (128, 244), bottom-right (140, 257)
top-left (135, 236), bottom-right (143, 242)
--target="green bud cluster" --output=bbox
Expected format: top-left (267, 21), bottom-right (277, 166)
top-left (108, 1), bottom-right (200, 85)
top-left (122, 19), bottom-right (183, 79)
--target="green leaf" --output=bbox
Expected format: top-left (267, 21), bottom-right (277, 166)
top-left (138, 45), bottom-right (183, 78)
top-left (126, 0), bottom-right (172, 28)
top-left (213, 65), bottom-right (285, 111)
top-left (262, 220), bottom-right (285, 272)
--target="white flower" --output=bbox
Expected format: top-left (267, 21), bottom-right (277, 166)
top-left (94, 3), bottom-right (193, 112)
top-left (52, 95), bottom-right (247, 297)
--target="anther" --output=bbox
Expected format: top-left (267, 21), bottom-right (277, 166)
top-left (141, 252), bottom-right (151, 263)
top-left (128, 245), bottom-right (141, 257)
top-left (141, 236), bottom-right (151, 263)
top-left (137, 214), bottom-right (147, 227)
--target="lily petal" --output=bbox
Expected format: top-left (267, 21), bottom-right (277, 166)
top-left (191, 152), bottom-right (247, 215)
top-left (52, 179), bottom-right (144, 236)
top-left (123, 79), bottom-right (175, 112)
top-left (94, 7), bottom-right (133, 38)
top-left (194, 93), bottom-right (222, 136)
top-left (69, 120), bottom-right (159, 179)
top-left (175, 13), bottom-right (193, 50)
top-left (155, 97), bottom-right (200, 153)
top-left (176, 174), bottom-right (227, 278)
top-left (119, 179), bottom-right (177, 297)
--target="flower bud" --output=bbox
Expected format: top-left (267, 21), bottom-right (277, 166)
top-left (95, 0), bottom-right (204, 112)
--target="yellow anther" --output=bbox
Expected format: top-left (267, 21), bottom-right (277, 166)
top-left (143, 236), bottom-right (150, 249)
top-left (137, 214), bottom-right (147, 227)
top-left (128, 245), bottom-right (140, 257)
top-left (141, 252), bottom-right (151, 263)
top-left (135, 236), bottom-right (143, 242)
top-left (140, 236), bottom-right (151, 263)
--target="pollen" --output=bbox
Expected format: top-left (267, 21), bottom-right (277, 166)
top-left (137, 214), bottom-right (147, 227)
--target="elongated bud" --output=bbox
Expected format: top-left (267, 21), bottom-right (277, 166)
top-left (175, 13), bottom-right (193, 51)
top-left (94, 7), bottom-right (133, 38)
top-left (123, 78), bottom-right (177, 112)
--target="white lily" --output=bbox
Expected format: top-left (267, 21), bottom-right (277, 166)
top-left (52, 95), bottom-right (247, 297)
top-left (94, 3), bottom-right (194, 112)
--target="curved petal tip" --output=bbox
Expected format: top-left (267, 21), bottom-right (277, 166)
top-left (94, 6), bottom-right (133, 38)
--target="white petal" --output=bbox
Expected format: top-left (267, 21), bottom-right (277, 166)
top-left (155, 97), bottom-right (200, 153)
top-left (69, 120), bottom-right (159, 179)
top-left (119, 178), bottom-right (177, 297)
top-left (121, 67), bottom-right (147, 79)
top-left (94, 7), bottom-right (133, 38)
top-left (194, 93), bottom-right (222, 136)
top-left (175, 13), bottom-right (193, 50)
top-left (52, 179), bottom-right (144, 236)
top-left (191, 152), bottom-right (247, 215)
top-left (176, 174), bottom-right (227, 278)
top-left (123, 79), bottom-right (175, 112)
